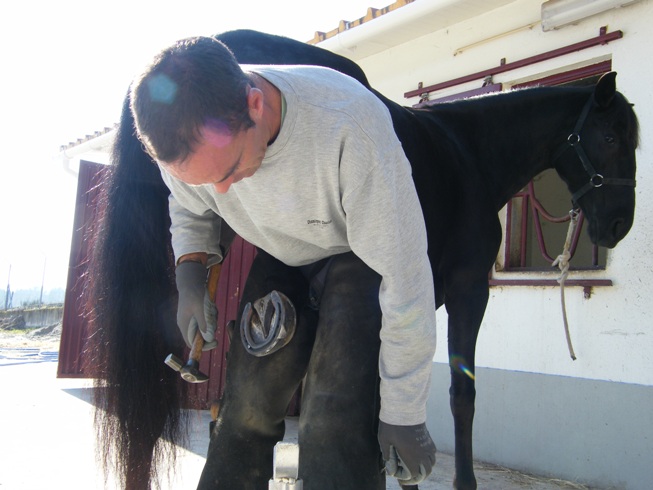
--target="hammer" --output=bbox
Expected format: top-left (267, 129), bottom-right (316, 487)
top-left (165, 262), bottom-right (222, 383)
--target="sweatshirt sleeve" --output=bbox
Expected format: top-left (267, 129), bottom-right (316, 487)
top-left (159, 166), bottom-right (224, 265)
top-left (341, 118), bottom-right (437, 426)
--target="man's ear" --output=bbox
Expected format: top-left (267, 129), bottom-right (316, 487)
top-left (247, 87), bottom-right (265, 122)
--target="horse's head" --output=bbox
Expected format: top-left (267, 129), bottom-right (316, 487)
top-left (555, 72), bottom-right (638, 248)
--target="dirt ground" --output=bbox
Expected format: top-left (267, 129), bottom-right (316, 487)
top-left (0, 323), bottom-right (62, 350)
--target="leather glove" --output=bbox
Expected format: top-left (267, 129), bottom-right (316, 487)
top-left (378, 421), bottom-right (436, 485)
top-left (175, 261), bottom-right (218, 351)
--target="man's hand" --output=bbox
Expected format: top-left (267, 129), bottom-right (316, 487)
top-left (175, 261), bottom-right (218, 350)
top-left (378, 421), bottom-right (436, 485)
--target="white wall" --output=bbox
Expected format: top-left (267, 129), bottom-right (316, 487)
top-left (328, 0), bottom-right (653, 387)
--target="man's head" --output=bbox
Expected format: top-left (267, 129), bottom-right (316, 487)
top-left (130, 36), bottom-right (254, 165)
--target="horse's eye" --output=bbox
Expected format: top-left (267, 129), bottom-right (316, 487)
top-left (604, 135), bottom-right (616, 145)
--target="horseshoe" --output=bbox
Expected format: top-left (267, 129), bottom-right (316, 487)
top-left (240, 290), bottom-right (296, 357)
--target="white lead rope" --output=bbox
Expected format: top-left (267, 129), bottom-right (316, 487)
top-left (551, 210), bottom-right (579, 361)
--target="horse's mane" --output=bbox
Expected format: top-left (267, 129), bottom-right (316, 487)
top-left (420, 83), bottom-right (638, 144)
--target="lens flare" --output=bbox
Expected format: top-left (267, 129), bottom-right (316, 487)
top-left (450, 354), bottom-right (475, 380)
top-left (147, 74), bottom-right (178, 104)
top-left (202, 119), bottom-right (233, 148)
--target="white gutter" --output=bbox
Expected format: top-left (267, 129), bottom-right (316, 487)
top-left (58, 127), bottom-right (116, 177)
top-left (316, 0), bottom-right (516, 60)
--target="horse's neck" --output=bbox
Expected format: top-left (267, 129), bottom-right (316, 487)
top-left (436, 88), bottom-right (591, 209)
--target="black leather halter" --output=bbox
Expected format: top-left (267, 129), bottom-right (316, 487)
top-left (554, 96), bottom-right (636, 206)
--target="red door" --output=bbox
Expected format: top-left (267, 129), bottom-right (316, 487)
top-left (58, 161), bottom-right (107, 378)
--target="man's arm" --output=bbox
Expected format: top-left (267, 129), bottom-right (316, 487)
top-left (158, 166), bottom-right (225, 349)
top-left (340, 107), bottom-right (437, 484)
top-left (341, 126), bottom-right (436, 426)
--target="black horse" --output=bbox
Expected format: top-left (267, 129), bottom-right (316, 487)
top-left (86, 30), bottom-right (638, 489)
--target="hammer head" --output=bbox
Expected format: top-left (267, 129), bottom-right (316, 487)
top-left (180, 360), bottom-right (209, 383)
top-left (164, 353), bottom-right (183, 372)
top-left (165, 354), bottom-right (209, 383)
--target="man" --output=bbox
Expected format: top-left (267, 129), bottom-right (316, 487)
top-left (131, 36), bottom-right (436, 489)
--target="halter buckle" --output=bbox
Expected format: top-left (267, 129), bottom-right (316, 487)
top-left (567, 133), bottom-right (581, 146)
top-left (590, 174), bottom-right (604, 188)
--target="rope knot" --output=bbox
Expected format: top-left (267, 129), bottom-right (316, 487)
top-left (554, 209), bottom-right (579, 361)
top-left (552, 251), bottom-right (571, 284)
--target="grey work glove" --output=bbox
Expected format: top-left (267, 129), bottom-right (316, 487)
top-left (378, 421), bottom-right (436, 485)
top-left (175, 261), bottom-right (218, 351)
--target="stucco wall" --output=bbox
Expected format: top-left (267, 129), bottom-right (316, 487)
top-left (427, 363), bottom-right (653, 488)
top-left (341, 0), bottom-right (653, 387)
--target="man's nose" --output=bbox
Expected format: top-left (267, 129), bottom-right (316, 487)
top-left (213, 180), bottom-right (232, 194)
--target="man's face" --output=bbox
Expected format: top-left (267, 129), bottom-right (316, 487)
top-left (163, 122), bottom-right (267, 194)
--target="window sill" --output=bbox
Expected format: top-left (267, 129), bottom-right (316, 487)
top-left (489, 278), bottom-right (612, 298)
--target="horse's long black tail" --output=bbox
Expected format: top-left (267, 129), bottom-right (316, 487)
top-left (85, 93), bottom-right (186, 489)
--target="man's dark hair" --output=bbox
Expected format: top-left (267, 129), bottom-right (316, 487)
top-left (130, 36), bottom-right (254, 163)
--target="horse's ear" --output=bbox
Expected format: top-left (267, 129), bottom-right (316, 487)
top-left (594, 72), bottom-right (617, 108)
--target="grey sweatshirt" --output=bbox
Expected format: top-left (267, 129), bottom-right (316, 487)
top-left (159, 65), bottom-right (437, 425)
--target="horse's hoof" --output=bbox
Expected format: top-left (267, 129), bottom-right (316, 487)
top-left (453, 476), bottom-right (477, 490)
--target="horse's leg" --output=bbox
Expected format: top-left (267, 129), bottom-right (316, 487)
top-left (446, 284), bottom-right (487, 490)
top-left (440, 200), bottom-right (500, 490)
top-left (197, 250), bottom-right (317, 489)
top-left (298, 252), bottom-right (385, 490)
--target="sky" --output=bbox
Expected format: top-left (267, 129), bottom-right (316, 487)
top-left (0, 0), bottom-right (390, 294)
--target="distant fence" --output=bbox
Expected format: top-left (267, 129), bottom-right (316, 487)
top-left (0, 306), bottom-right (64, 328)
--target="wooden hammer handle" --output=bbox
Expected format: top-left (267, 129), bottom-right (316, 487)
top-left (189, 263), bottom-right (223, 362)
top-left (207, 262), bottom-right (222, 298)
